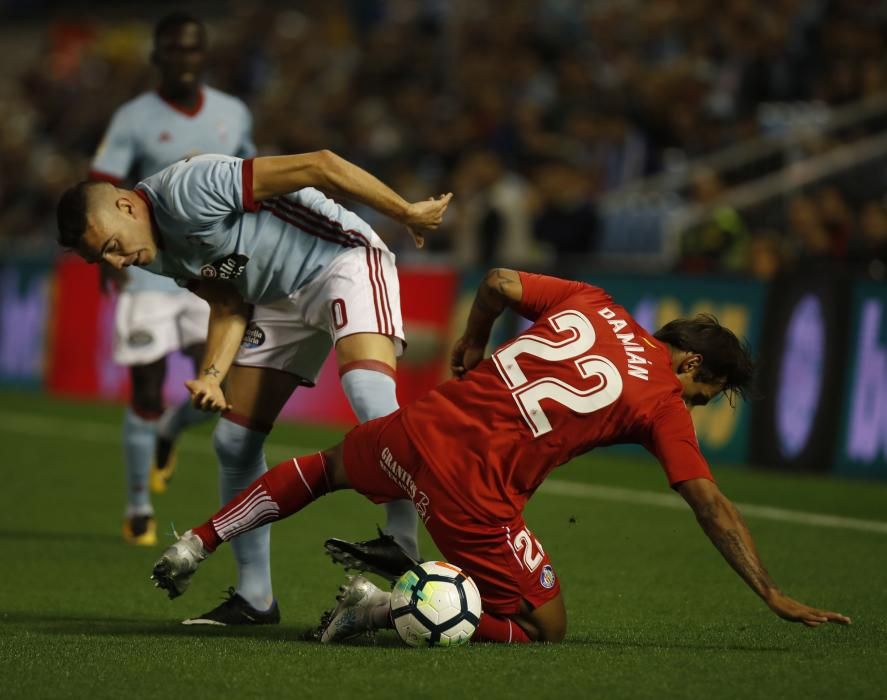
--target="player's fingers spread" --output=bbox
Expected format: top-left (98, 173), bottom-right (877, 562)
top-left (826, 611), bottom-right (851, 624)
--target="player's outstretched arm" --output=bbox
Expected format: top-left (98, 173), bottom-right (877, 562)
top-left (677, 477), bottom-right (851, 627)
top-left (184, 281), bottom-right (251, 412)
top-left (451, 268), bottom-right (523, 377)
top-left (251, 151), bottom-right (452, 247)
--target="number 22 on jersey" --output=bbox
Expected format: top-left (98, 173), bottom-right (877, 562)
top-left (492, 310), bottom-right (623, 437)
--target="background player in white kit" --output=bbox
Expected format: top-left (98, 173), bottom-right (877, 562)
top-left (58, 153), bottom-right (451, 625)
top-left (89, 13), bottom-right (255, 546)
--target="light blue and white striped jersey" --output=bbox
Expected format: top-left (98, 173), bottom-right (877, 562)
top-left (139, 155), bottom-right (387, 305)
top-left (91, 86), bottom-right (255, 293)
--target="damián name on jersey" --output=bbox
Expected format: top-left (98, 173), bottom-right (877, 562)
top-left (598, 307), bottom-right (651, 381)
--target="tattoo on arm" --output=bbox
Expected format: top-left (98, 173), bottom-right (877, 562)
top-left (494, 268), bottom-right (517, 298)
top-left (707, 527), bottom-right (775, 594)
top-left (477, 269), bottom-right (518, 313)
top-left (203, 365), bottom-right (221, 378)
top-left (696, 501), bottom-right (777, 598)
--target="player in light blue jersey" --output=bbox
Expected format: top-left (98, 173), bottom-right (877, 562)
top-left (58, 150), bottom-right (451, 625)
top-left (89, 14), bottom-right (255, 547)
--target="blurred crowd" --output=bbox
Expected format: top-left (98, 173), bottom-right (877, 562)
top-left (2, 0), bottom-right (887, 279)
top-left (677, 170), bottom-right (887, 280)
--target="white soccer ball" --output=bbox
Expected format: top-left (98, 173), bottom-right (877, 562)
top-left (390, 561), bottom-right (483, 647)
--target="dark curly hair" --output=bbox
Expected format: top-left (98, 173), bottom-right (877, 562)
top-left (654, 313), bottom-right (754, 405)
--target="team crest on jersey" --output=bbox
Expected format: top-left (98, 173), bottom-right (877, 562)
top-left (539, 564), bottom-right (556, 589)
top-left (241, 323), bottom-right (265, 349)
top-left (128, 330), bottom-right (154, 348)
top-left (201, 254), bottom-right (249, 280)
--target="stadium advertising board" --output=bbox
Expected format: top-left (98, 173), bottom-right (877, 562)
top-left (836, 281), bottom-right (887, 478)
top-left (749, 270), bottom-right (851, 473)
top-left (0, 261), bottom-right (51, 388)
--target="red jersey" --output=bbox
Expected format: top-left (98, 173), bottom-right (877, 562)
top-left (400, 272), bottom-right (713, 520)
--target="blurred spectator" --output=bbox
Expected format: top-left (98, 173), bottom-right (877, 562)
top-left (786, 193), bottom-right (832, 261)
top-left (747, 229), bottom-right (786, 280)
top-left (851, 199), bottom-right (887, 279)
top-left (530, 158), bottom-right (598, 266)
top-left (815, 185), bottom-right (853, 259)
top-left (677, 168), bottom-right (749, 274)
top-left (2, 0), bottom-right (887, 275)
top-left (450, 149), bottom-right (539, 267)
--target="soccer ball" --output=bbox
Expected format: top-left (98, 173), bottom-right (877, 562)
top-left (390, 561), bottom-right (483, 647)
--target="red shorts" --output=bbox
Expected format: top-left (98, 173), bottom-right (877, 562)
top-left (343, 410), bottom-right (561, 616)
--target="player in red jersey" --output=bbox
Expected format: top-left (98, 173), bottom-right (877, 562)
top-left (150, 269), bottom-right (851, 643)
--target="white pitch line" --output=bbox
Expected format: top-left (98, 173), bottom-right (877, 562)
top-left (4, 410), bottom-right (887, 535)
top-left (538, 481), bottom-right (887, 535)
top-left (0, 410), bottom-right (307, 462)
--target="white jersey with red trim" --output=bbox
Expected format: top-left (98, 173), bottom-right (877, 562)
top-left (139, 154), bottom-right (389, 305)
top-left (90, 86), bottom-right (255, 294)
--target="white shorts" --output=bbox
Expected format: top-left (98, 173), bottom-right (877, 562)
top-left (234, 246), bottom-right (404, 385)
top-left (113, 290), bottom-right (210, 366)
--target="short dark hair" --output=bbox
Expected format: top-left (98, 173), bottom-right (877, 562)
top-left (57, 181), bottom-right (100, 250)
top-left (154, 12), bottom-right (204, 44)
top-left (654, 313), bottom-right (754, 404)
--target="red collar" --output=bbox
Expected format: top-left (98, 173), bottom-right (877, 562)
top-left (134, 188), bottom-right (165, 250)
top-left (156, 87), bottom-right (205, 117)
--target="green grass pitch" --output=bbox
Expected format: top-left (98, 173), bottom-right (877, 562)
top-left (1, 390), bottom-right (885, 699)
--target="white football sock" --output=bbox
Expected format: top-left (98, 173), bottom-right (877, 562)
top-left (213, 417), bottom-right (273, 611)
top-left (122, 408), bottom-right (155, 515)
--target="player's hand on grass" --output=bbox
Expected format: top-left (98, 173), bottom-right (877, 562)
top-left (185, 378), bottom-right (231, 412)
top-left (451, 336), bottom-right (485, 377)
top-left (766, 592), bottom-right (851, 627)
top-left (403, 193), bottom-right (453, 248)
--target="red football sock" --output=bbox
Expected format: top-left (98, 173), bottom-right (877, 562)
top-left (474, 614), bottom-right (532, 643)
top-left (191, 452), bottom-right (332, 552)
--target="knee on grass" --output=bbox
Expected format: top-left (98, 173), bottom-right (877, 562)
top-left (519, 617), bottom-right (567, 643)
top-left (516, 597), bottom-right (567, 643)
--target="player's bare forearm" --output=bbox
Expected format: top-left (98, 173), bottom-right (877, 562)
top-left (185, 299), bottom-right (249, 412)
top-left (252, 151), bottom-right (409, 220)
top-left (251, 152), bottom-right (451, 247)
top-left (678, 479), bottom-right (778, 601)
top-left (452, 269), bottom-right (523, 376)
top-left (199, 299), bottom-right (250, 384)
top-left (679, 478), bottom-right (852, 626)
top-left (463, 269), bottom-right (523, 345)
top-left (187, 280), bottom-right (250, 382)
top-left (699, 498), bottom-right (778, 600)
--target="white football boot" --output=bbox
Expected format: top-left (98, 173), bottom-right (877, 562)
top-left (319, 575), bottom-right (391, 643)
top-left (150, 530), bottom-right (208, 599)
